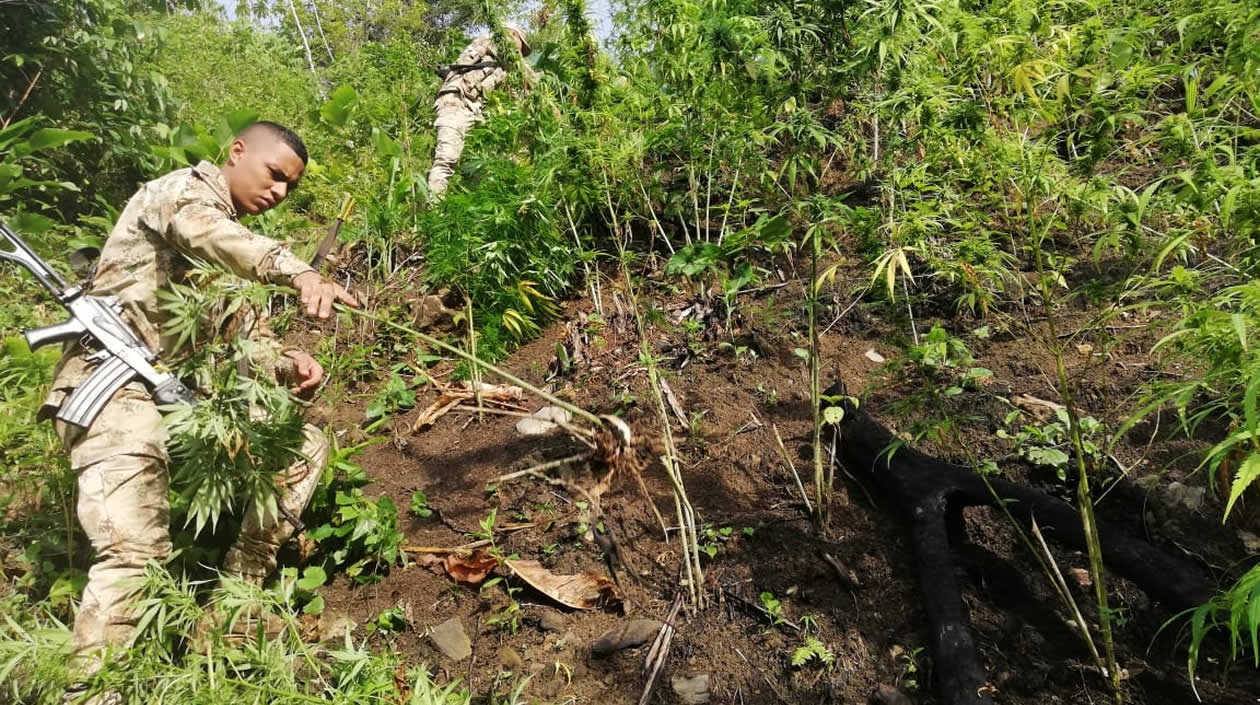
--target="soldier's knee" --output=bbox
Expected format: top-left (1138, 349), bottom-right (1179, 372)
top-left (101, 535), bottom-right (171, 567)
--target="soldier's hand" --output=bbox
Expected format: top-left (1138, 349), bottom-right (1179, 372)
top-left (293, 271), bottom-right (359, 318)
top-left (288, 350), bottom-right (324, 397)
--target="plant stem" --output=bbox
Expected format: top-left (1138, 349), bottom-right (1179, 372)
top-left (1025, 173), bottom-right (1122, 699)
top-left (809, 232), bottom-right (828, 529)
top-left (466, 295), bottom-right (483, 422)
top-left (605, 181), bottom-right (706, 609)
top-left (284, 0), bottom-right (317, 77)
top-left (336, 305), bottom-right (600, 425)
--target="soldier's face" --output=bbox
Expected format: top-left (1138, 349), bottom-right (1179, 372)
top-left (223, 137), bottom-right (305, 216)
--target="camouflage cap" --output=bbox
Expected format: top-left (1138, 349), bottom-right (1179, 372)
top-left (502, 22), bottom-right (531, 56)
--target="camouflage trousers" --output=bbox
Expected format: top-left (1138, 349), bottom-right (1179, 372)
top-left (425, 93), bottom-right (478, 200)
top-left (53, 381), bottom-right (328, 675)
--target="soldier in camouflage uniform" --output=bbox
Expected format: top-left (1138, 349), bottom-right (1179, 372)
top-left (42, 121), bottom-right (356, 693)
top-left (425, 23), bottom-right (532, 200)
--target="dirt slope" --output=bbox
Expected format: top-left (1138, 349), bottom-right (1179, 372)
top-left (311, 273), bottom-right (1259, 705)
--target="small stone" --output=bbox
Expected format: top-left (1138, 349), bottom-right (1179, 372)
top-left (556, 631), bottom-right (580, 651)
top-left (1164, 481), bottom-right (1206, 512)
top-left (865, 349), bottom-right (886, 364)
top-left (874, 683), bottom-right (913, 705)
top-left (671, 673), bottom-right (711, 705)
top-left (590, 618), bottom-right (664, 657)
top-left (1069, 567), bottom-right (1092, 588)
top-left (539, 611), bottom-right (565, 632)
top-left (1240, 530), bottom-right (1260, 553)
top-left (498, 646), bottom-right (523, 672)
top-left (430, 617), bottom-right (472, 662)
top-left (316, 610), bottom-right (357, 643)
top-left (516, 406), bottom-right (572, 436)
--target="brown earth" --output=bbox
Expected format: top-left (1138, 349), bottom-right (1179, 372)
top-left (296, 262), bottom-right (1260, 705)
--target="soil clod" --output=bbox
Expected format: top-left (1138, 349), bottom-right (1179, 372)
top-left (591, 618), bottom-right (665, 657)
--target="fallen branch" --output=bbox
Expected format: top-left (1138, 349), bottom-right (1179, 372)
top-left (824, 382), bottom-right (1214, 705)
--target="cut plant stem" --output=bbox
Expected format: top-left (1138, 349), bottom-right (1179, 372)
top-left (807, 224), bottom-right (829, 529)
top-left (335, 305), bottom-right (600, 426)
top-left (1023, 165), bottom-right (1122, 698)
top-left (466, 295), bottom-right (483, 422)
top-left (606, 179), bottom-right (705, 609)
top-left (772, 423), bottom-right (813, 514)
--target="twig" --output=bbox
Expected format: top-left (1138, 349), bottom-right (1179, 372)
top-left (639, 595), bottom-right (683, 705)
top-left (720, 587), bottom-right (800, 633)
top-left (821, 552), bottom-right (861, 591)
top-left (1, 64), bottom-right (43, 130)
top-left (338, 305), bottom-right (600, 425)
top-left (493, 453), bottom-right (592, 484)
top-left (402, 540), bottom-right (490, 555)
top-left (734, 281), bottom-right (790, 296)
top-left (772, 424), bottom-right (813, 514)
top-left (1056, 323), bottom-right (1154, 339)
top-left (449, 405), bottom-right (598, 448)
top-left (1030, 518), bottom-right (1104, 673)
top-left (658, 377), bottom-right (689, 429)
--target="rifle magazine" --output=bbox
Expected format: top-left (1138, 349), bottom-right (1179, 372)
top-left (57, 356), bottom-right (137, 428)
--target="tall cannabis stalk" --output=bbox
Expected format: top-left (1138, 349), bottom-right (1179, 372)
top-left (1016, 155), bottom-right (1122, 699)
top-left (561, 0), bottom-right (599, 106)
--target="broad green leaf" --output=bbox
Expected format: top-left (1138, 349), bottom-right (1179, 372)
top-left (225, 108), bottom-right (260, 135)
top-left (320, 85), bottom-right (359, 128)
top-left (823, 406), bottom-right (845, 424)
top-left (302, 594), bottom-right (325, 615)
top-left (14, 128), bottom-right (95, 157)
top-left (0, 163), bottom-right (22, 192)
top-left (1026, 446), bottom-right (1070, 468)
top-left (297, 566), bottom-right (327, 590)
top-left (370, 128), bottom-right (402, 158)
top-left (11, 212), bottom-right (55, 235)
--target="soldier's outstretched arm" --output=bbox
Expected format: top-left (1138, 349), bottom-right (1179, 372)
top-left (166, 202), bottom-right (357, 318)
top-left (168, 202), bottom-right (311, 284)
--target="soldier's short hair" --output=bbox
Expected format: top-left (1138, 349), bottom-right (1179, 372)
top-left (240, 120), bottom-right (309, 165)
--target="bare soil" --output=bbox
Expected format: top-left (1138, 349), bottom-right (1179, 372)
top-left (305, 262), bottom-right (1260, 705)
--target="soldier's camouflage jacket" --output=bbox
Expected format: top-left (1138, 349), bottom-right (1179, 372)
top-left (41, 160), bottom-right (314, 424)
top-left (434, 35), bottom-right (536, 118)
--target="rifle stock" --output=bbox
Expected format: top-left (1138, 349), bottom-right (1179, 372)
top-left (0, 218), bottom-right (196, 428)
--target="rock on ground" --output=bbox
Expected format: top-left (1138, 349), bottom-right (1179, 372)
top-left (430, 616), bottom-right (472, 662)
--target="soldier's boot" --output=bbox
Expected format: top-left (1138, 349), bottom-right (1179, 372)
top-left (189, 605), bottom-right (288, 652)
top-left (62, 683), bottom-right (122, 705)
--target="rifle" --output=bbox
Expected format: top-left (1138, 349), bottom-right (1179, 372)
top-left (0, 219), bottom-right (196, 428)
top-left (434, 60), bottom-right (499, 80)
top-left (2, 220), bottom-right (308, 533)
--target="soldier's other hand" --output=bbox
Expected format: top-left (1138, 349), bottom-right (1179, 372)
top-left (288, 350), bottom-right (324, 397)
top-left (293, 271), bottom-right (359, 318)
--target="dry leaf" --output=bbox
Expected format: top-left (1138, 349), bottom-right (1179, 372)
top-left (444, 551), bottom-right (498, 584)
top-left (505, 559), bottom-right (623, 609)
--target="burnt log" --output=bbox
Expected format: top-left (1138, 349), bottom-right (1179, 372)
top-left (823, 384), bottom-right (1215, 705)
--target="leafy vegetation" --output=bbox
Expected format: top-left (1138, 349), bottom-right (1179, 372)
top-left (3, 0), bottom-right (1260, 700)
